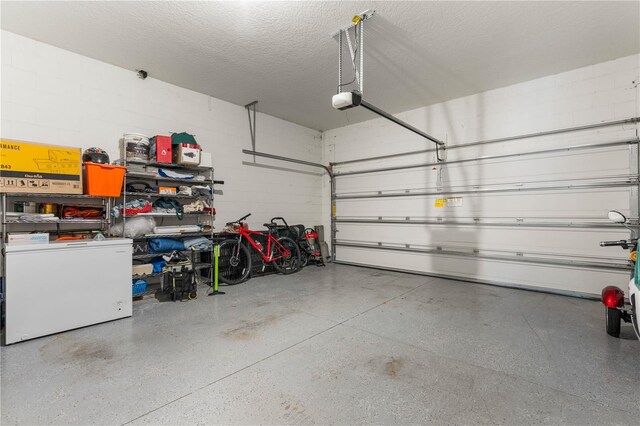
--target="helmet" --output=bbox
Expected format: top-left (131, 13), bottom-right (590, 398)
top-left (82, 147), bottom-right (110, 164)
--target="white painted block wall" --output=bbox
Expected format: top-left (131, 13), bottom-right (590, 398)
top-left (0, 30), bottom-right (325, 229)
top-left (323, 54), bottom-right (640, 296)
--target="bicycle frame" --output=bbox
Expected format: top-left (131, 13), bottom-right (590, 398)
top-left (236, 226), bottom-right (291, 263)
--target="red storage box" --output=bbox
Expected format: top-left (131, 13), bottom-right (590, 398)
top-left (84, 162), bottom-right (126, 197)
top-left (150, 135), bottom-right (172, 163)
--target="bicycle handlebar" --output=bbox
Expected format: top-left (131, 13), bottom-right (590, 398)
top-left (226, 213), bottom-right (251, 226)
top-left (270, 217), bottom-right (290, 229)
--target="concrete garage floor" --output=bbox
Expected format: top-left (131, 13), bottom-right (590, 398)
top-left (1, 264), bottom-right (639, 425)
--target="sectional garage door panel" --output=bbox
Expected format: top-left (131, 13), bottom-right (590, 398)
top-left (331, 124), bottom-right (638, 296)
top-left (336, 147), bottom-right (632, 192)
top-left (336, 224), bottom-right (629, 259)
top-left (335, 247), bottom-right (630, 296)
top-left (336, 188), bottom-right (633, 221)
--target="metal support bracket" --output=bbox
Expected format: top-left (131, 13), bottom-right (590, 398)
top-left (245, 101), bottom-right (258, 160)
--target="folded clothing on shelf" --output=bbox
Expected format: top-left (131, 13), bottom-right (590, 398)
top-left (183, 236), bottom-right (212, 251)
top-left (18, 213), bottom-right (58, 222)
top-left (191, 185), bottom-right (212, 196)
top-left (183, 199), bottom-right (210, 214)
top-left (157, 169), bottom-right (194, 180)
top-left (149, 238), bottom-right (185, 253)
top-left (111, 199), bottom-right (152, 218)
top-left (178, 186), bottom-right (192, 196)
top-left (151, 208), bottom-right (177, 215)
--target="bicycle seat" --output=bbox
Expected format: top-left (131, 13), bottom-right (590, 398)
top-left (263, 223), bottom-right (276, 228)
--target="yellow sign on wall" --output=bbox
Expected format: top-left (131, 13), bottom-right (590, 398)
top-left (435, 197), bottom-right (463, 208)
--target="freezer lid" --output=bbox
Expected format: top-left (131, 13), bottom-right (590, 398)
top-left (5, 238), bottom-right (132, 253)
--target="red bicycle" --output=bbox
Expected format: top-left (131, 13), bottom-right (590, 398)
top-left (218, 213), bottom-right (301, 284)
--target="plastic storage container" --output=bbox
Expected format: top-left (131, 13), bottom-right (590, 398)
top-left (132, 279), bottom-right (147, 296)
top-left (124, 133), bottom-right (150, 161)
top-left (84, 162), bottom-right (126, 197)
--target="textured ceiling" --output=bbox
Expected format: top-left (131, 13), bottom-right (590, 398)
top-left (1, 1), bottom-right (639, 131)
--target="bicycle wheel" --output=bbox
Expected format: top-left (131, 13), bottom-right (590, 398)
top-left (271, 236), bottom-right (301, 274)
top-left (298, 241), bottom-right (311, 268)
top-left (299, 249), bottom-right (309, 268)
top-left (218, 239), bottom-right (252, 284)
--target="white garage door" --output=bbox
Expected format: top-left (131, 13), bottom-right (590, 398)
top-left (330, 120), bottom-right (639, 297)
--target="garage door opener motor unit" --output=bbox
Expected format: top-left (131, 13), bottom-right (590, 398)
top-left (331, 10), bottom-right (446, 161)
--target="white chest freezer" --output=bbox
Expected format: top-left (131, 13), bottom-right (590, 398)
top-left (4, 239), bottom-right (133, 344)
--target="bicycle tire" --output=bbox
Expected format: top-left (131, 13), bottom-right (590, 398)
top-left (298, 240), bottom-right (312, 268)
top-left (271, 236), bottom-right (301, 274)
top-left (218, 239), bottom-right (252, 284)
top-left (299, 250), bottom-right (309, 268)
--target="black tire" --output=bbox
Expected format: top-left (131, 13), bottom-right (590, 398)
top-left (631, 294), bottom-right (640, 340)
top-left (298, 241), bottom-right (311, 268)
top-left (271, 236), bottom-right (301, 274)
top-left (218, 239), bottom-right (252, 284)
top-left (606, 306), bottom-right (621, 337)
top-left (300, 251), bottom-right (309, 268)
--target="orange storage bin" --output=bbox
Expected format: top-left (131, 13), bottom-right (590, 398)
top-left (84, 162), bottom-right (126, 197)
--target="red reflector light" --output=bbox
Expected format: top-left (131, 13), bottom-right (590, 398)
top-left (601, 286), bottom-right (624, 308)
